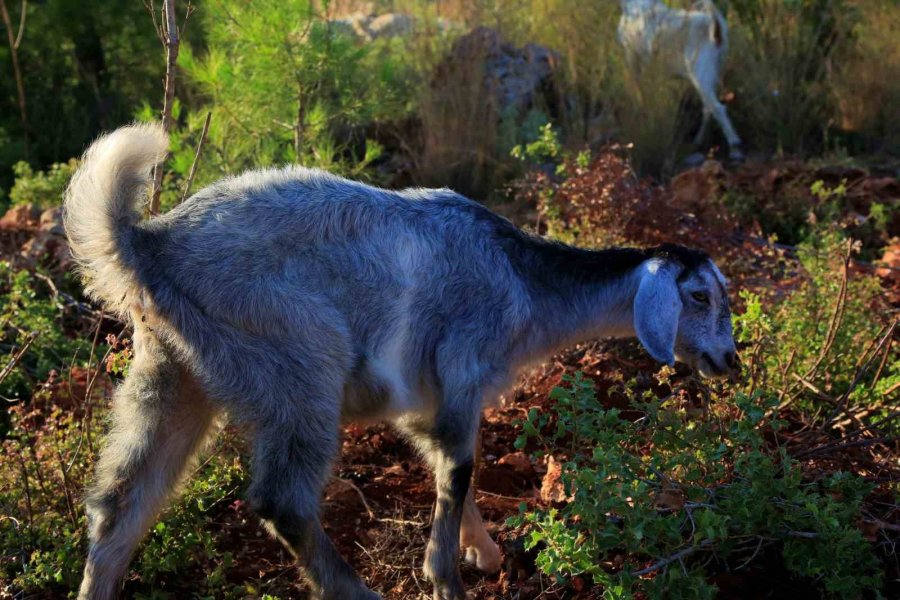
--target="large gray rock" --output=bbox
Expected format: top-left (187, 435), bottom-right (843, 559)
top-left (432, 27), bottom-right (559, 116)
top-left (420, 27), bottom-right (561, 198)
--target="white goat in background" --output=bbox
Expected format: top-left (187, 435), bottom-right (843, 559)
top-left (618, 0), bottom-right (744, 161)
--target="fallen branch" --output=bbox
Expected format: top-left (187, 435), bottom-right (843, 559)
top-left (793, 436), bottom-right (894, 460)
top-left (332, 476), bottom-right (376, 520)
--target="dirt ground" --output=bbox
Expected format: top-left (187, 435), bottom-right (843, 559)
top-left (2, 156), bottom-right (898, 599)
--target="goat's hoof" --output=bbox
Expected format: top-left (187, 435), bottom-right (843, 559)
top-left (425, 553), bottom-right (467, 599)
top-left (463, 541), bottom-right (502, 574)
top-left (432, 580), bottom-right (470, 600)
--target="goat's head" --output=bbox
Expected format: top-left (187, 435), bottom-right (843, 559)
top-left (632, 254), bottom-right (738, 379)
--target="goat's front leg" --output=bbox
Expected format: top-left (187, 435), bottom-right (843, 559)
top-left (400, 397), bottom-right (480, 600)
top-left (425, 452), bottom-right (472, 600)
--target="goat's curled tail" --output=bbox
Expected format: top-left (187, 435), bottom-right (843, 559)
top-left (64, 123), bottom-right (168, 318)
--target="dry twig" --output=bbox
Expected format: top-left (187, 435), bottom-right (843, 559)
top-left (180, 111), bottom-right (212, 203)
top-left (0, 331), bottom-right (39, 388)
top-left (150, 0), bottom-right (180, 213)
top-left (0, 0), bottom-right (28, 158)
top-left (332, 476), bottom-right (376, 520)
top-left (631, 539), bottom-right (713, 577)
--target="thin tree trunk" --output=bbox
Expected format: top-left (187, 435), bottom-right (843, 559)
top-left (0, 0), bottom-right (28, 159)
top-left (150, 0), bottom-right (179, 214)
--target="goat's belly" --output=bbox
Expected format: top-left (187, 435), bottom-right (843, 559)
top-left (340, 361), bottom-right (426, 423)
top-left (341, 374), bottom-right (391, 421)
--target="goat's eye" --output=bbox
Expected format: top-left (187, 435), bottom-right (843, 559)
top-left (692, 291), bottom-right (709, 304)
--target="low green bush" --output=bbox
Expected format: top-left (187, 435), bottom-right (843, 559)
top-left (513, 372), bottom-right (882, 599)
top-left (5, 160), bottom-right (77, 211)
top-left (0, 392), bottom-right (249, 598)
top-left (0, 262), bottom-right (83, 402)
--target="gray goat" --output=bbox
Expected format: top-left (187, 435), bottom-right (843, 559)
top-left (65, 123), bottom-right (737, 600)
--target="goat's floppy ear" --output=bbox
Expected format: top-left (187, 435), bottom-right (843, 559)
top-left (633, 261), bottom-right (682, 365)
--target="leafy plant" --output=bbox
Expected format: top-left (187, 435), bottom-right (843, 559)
top-left (6, 160), bottom-right (76, 210)
top-left (149, 0), bottom-right (416, 210)
top-left (511, 122), bottom-right (562, 165)
top-left (734, 226), bottom-right (892, 412)
top-left (513, 373), bottom-right (882, 599)
top-left (0, 261), bottom-right (82, 401)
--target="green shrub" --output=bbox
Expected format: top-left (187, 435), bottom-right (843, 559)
top-left (513, 373), bottom-right (882, 599)
top-left (733, 226), bottom-right (894, 414)
top-left (0, 261), bottom-right (83, 402)
top-left (149, 0), bottom-right (418, 210)
top-left (6, 160), bottom-right (76, 210)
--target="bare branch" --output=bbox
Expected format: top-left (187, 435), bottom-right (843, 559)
top-left (0, 0), bottom-right (28, 159)
top-left (632, 539), bottom-right (713, 577)
top-left (150, 0), bottom-right (180, 214)
top-left (143, 0), bottom-right (164, 43)
top-left (180, 111), bottom-right (211, 203)
top-left (13, 0), bottom-right (25, 49)
top-left (0, 331), bottom-right (39, 387)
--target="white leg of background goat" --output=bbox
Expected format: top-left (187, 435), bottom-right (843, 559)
top-left (689, 43), bottom-right (743, 160)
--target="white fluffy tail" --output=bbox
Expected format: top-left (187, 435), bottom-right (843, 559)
top-left (64, 122), bottom-right (168, 317)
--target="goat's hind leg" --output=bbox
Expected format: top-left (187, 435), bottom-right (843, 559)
top-left (79, 334), bottom-right (217, 600)
top-left (460, 487), bottom-right (501, 574)
top-left (690, 46), bottom-right (743, 160)
top-left (248, 402), bottom-right (379, 600)
top-left (693, 109), bottom-right (712, 148)
top-left (460, 435), bottom-right (501, 574)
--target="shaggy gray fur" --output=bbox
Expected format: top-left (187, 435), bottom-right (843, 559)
top-left (66, 123), bottom-right (736, 600)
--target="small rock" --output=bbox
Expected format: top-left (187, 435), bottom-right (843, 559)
top-left (497, 451), bottom-right (534, 476)
top-left (540, 455), bottom-right (572, 503)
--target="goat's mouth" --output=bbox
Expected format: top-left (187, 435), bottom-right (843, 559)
top-left (690, 353), bottom-right (731, 380)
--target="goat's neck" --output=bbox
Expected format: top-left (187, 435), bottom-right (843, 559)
top-left (515, 243), bottom-right (644, 362)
